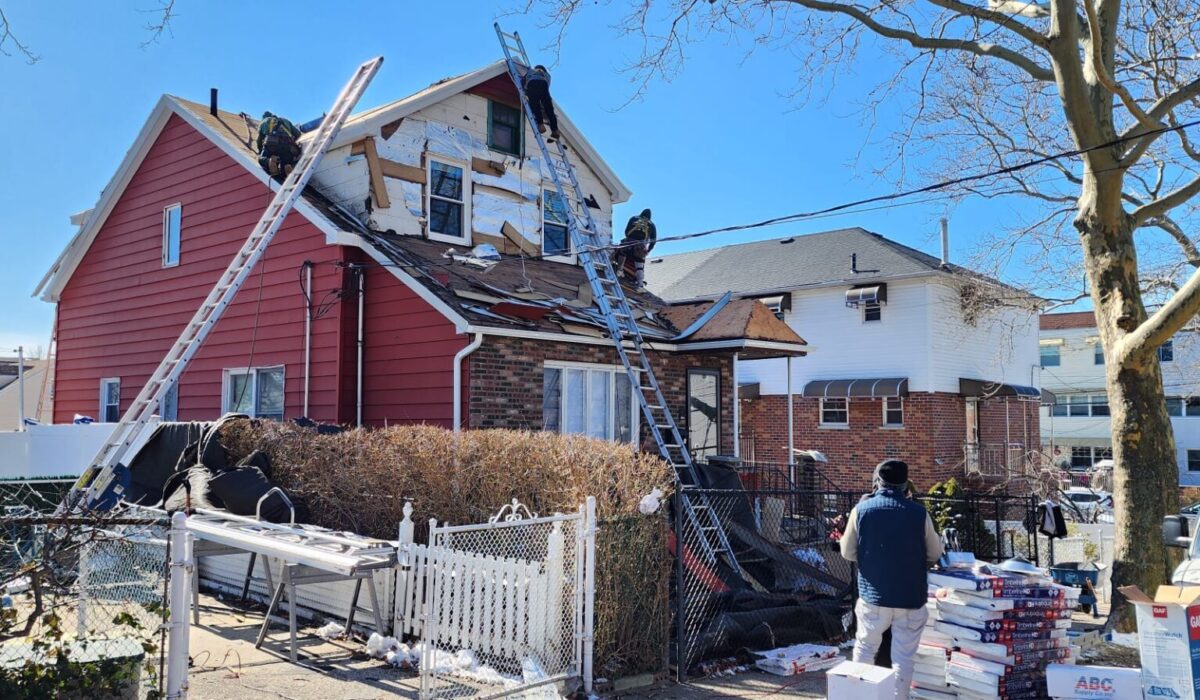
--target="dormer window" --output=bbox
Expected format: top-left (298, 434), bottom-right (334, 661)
top-left (542, 189), bottom-right (571, 257)
top-left (488, 100), bottom-right (522, 157)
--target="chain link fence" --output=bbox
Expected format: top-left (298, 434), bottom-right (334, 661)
top-left (0, 479), bottom-right (170, 699)
top-left (673, 489), bottom-right (854, 678)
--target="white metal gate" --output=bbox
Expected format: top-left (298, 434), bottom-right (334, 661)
top-left (397, 498), bottom-right (595, 700)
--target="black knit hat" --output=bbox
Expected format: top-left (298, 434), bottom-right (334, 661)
top-left (874, 459), bottom-right (909, 487)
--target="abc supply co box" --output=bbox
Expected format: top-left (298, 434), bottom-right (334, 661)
top-left (1120, 585), bottom-right (1200, 700)
top-left (826, 660), bottom-right (896, 700)
top-left (1046, 664), bottom-right (1143, 699)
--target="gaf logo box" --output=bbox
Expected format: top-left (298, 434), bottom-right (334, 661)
top-left (1046, 664), bottom-right (1143, 699)
top-left (1120, 585), bottom-right (1200, 700)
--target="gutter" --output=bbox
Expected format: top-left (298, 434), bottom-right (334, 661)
top-left (453, 332), bottom-right (484, 432)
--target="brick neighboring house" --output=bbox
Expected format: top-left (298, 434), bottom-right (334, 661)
top-left (34, 61), bottom-right (807, 457)
top-left (646, 228), bottom-right (1043, 490)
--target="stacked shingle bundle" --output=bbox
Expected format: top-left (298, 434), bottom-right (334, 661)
top-left (912, 589), bottom-right (956, 699)
top-left (925, 569), bottom-right (1077, 700)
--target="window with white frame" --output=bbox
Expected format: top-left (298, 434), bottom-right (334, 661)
top-left (1166, 397), bottom-right (1200, 417)
top-left (159, 383), bottom-right (179, 421)
top-left (820, 397), bottom-right (848, 426)
top-left (1189, 449), bottom-right (1200, 472)
top-left (1040, 344), bottom-right (1061, 367)
top-left (99, 378), bottom-right (120, 422)
top-left (427, 159), bottom-right (468, 242)
top-left (542, 189), bottom-right (571, 257)
top-left (542, 363), bottom-right (636, 442)
top-left (1094, 342), bottom-right (1104, 365)
top-left (863, 301), bottom-right (882, 322)
top-left (883, 397), bottom-right (903, 426)
top-left (223, 367), bottom-right (285, 420)
top-left (1051, 393), bottom-right (1109, 417)
top-left (162, 203), bottom-right (181, 267)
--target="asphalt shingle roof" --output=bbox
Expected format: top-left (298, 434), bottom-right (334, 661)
top-left (644, 227), bottom-right (990, 301)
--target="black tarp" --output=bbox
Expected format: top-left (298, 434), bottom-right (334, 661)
top-left (124, 422), bottom-right (210, 505)
top-left (683, 591), bottom-right (845, 666)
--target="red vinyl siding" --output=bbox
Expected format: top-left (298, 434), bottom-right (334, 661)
top-left (53, 114), bottom-right (347, 424)
top-left (348, 253), bottom-right (462, 428)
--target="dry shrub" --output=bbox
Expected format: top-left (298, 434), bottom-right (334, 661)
top-left (218, 419), bottom-right (673, 677)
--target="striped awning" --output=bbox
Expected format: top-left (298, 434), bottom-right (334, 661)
top-left (802, 377), bottom-right (909, 398)
top-left (959, 378), bottom-right (1041, 400)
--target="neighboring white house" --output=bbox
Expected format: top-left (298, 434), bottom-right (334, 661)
top-left (0, 358), bottom-right (50, 431)
top-left (1039, 311), bottom-right (1200, 486)
top-left (645, 227), bottom-right (1043, 488)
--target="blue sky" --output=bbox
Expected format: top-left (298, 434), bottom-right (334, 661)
top-left (0, 0), bottom-right (1033, 353)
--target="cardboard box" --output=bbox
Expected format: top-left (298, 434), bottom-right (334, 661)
top-left (1120, 584), bottom-right (1200, 700)
top-left (1045, 664), bottom-right (1143, 699)
top-left (826, 660), bottom-right (896, 700)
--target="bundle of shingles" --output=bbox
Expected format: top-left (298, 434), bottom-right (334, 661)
top-left (913, 567), bottom-right (1079, 699)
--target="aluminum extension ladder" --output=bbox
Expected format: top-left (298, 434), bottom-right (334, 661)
top-left (61, 57), bottom-right (384, 513)
top-left (494, 24), bottom-right (740, 576)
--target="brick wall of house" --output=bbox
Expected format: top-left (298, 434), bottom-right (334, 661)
top-left (740, 393), bottom-right (1040, 492)
top-left (467, 337), bottom-right (735, 455)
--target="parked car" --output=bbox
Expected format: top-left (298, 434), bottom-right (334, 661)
top-left (1181, 501), bottom-right (1200, 515)
top-left (1062, 487), bottom-right (1114, 522)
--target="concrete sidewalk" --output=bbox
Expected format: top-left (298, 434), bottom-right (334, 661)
top-left (186, 594), bottom-right (827, 700)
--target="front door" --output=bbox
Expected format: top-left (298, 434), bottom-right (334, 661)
top-left (965, 398), bottom-right (981, 471)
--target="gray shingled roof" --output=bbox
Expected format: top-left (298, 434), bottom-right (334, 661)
top-left (645, 227), bottom-right (991, 300)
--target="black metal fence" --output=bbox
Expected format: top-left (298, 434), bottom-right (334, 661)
top-left (671, 484), bottom-right (1040, 678)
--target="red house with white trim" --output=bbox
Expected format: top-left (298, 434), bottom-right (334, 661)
top-left (35, 61), bottom-right (807, 458)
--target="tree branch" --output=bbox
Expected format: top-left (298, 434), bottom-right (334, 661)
top-left (1115, 264), bottom-right (1200, 365)
top-left (0, 7), bottom-right (38, 64)
top-left (782, 0), bottom-right (1056, 81)
top-left (923, 0), bottom-right (1051, 48)
top-left (1082, 0), bottom-right (1162, 131)
top-left (1149, 218), bottom-right (1200, 267)
top-left (1131, 172), bottom-right (1200, 226)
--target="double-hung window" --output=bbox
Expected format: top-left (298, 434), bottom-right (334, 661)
top-left (488, 100), bottom-right (522, 156)
top-left (1094, 343), bottom-right (1104, 365)
top-left (162, 203), bottom-right (181, 267)
top-left (1040, 344), bottom-right (1061, 368)
top-left (542, 189), bottom-right (571, 258)
top-left (427, 159), bottom-right (468, 243)
top-left (883, 397), bottom-right (903, 427)
top-left (223, 367), bottom-right (285, 420)
top-left (1159, 339), bottom-right (1175, 362)
top-left (820, 398), bottom-right (848, 426)
top-left (99, 378), bottom-right (121, 422)
top-left (1189, 449), bottom-right (1200, 472)
top-left (543, 363), bottom-right (636, 442)
top-left (863, 301), bottom-right (882, 323)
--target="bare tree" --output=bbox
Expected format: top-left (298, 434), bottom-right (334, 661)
top-left (526, 0), bottom-right (1200, 626)
top-left (0, 1), bottom-right (178, 61)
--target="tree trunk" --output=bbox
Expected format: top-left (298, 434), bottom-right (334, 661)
top-left (1078, 170), bottom-right (1180, 631)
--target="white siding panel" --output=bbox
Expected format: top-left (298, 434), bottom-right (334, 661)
top-left (741, 278), bottom-right (933, 394)
top-left (926, 282), bottom-right (1040, 393)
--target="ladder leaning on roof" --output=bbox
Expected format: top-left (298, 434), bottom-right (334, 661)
top-left (494, 24), bottom-right (741, 576)
top-left (59, 57), bottom-right (384, 514)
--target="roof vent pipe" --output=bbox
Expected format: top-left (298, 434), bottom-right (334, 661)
top-left (209, 88), bottom-right (218, 117)
top-left (940, 218), bottom-right (950, 267)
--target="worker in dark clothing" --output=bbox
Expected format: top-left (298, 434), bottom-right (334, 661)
top-left (257, 111), bottom-right (303, 179)
top-left (523, 65), bottom-right (559, 140)
top-left (613, 209), bottom-right (657, 287)
top-left (840, 460), bottom-right (943, 700)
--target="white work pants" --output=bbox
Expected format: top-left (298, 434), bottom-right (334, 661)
top-left (851, 598), bottom-right (928, 700)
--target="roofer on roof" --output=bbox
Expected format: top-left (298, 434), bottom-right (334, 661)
top-left (613, 209), bottom-right (657, 288)
top-left (840, 459), bottom-right (943, 700)
top-left (256, 111), bottom-right (302, 180)
top-left (522, 65), bottom-right (559, 141)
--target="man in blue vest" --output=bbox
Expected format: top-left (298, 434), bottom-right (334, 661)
top-left (840, 459), bottom-right (943, 699)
